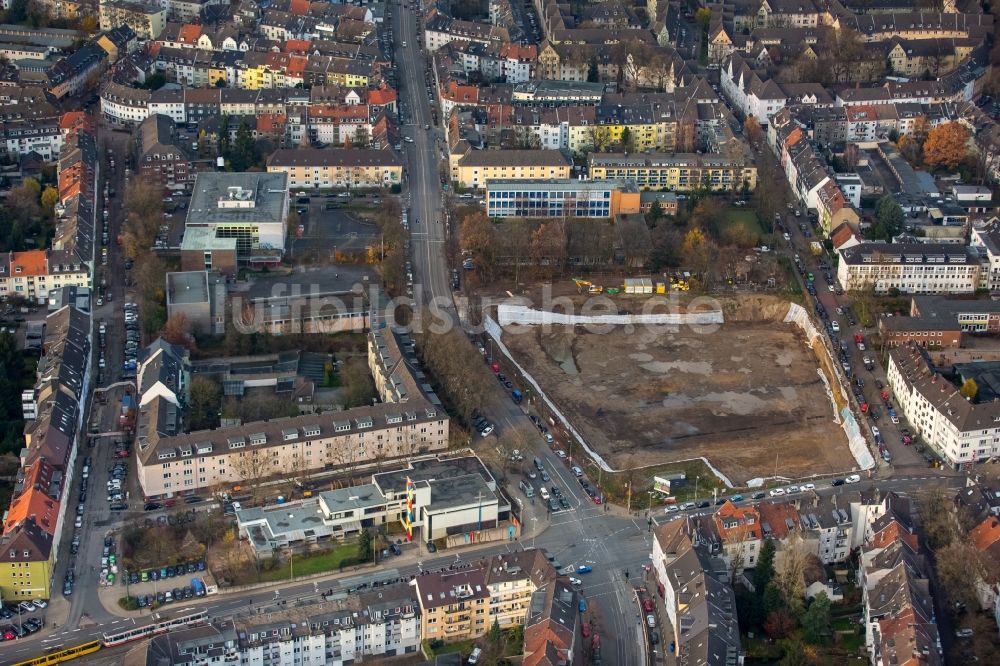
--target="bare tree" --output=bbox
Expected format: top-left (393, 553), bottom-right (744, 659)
top-left (412, 312), bottom-right (489, 423)
top-left (231, 450), bottom-right (272, 505)
top-left (775, 532), bottom-right (808, 615)
top-left (726, 521), bottom-right (756, 583)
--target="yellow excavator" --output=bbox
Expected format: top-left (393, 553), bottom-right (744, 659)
top-left (669, 277), bottom-right (690, 292)
top-left (573, 278), bottom-right (603, 294)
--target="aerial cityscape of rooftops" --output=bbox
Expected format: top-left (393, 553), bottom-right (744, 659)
top-left (2, 0), bottom-right (1000, 664)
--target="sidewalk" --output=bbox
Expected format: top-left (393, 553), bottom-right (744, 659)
top-left (88, 512), bottom-right (551, 622)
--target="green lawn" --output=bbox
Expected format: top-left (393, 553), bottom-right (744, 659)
top-left (425, 638), bottom-right (475, 657)
top-left (590, 458), bottom-right (732, 506)
top-left (724, 209), bottom-right (765, 237)
top-left (250, 543), bottom-right (359, 584)
top-left (776, 256), bottom-right (804, 301)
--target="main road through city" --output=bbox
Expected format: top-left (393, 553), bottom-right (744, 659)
top-left (5, 10), bottom-right (969, 666)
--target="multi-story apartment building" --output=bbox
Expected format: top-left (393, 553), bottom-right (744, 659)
top-left (710, 500), bottom-right (763, 570)
top-left (266, 148), bottom-right (403, 190)
top-left (136, 114), bottom-right (192, 188)
top-left (838, 11), bottom-right (993, 43)
top-left (415, 550), bottom-right (556, 643)
top-left (99, 0), bottom-right (166, 41)
top-left (886, 346), bottom-right (1000, 469)
top-left (971, 220), bottom-right (1000, 292)
top-left (0, 303), bottom-right (90, 601)
top-left (0, 250), bottom-right (90, 303)
top-left (237, 586), bottom-right (420, 664)
top-left (137, 318), bottom-right (451, 498)
top-left (588, 152), bottom-right (758, 192)
top-left (836, 243), bottom-right (982, 294)
top-left (857, 495), bottom-right (943, 665)
top-left (484, 550), bottom-right (556, 629)
top-left (46, 41), bottom-right (108, 100)
top-left (416, 567), bottom-right (491, 641)
top-left (651, 521), bottom-right (742, 665)
top-left (452, 149), bottom-right (572, 189)
top-left (879, 296), bottom-right (1000, 348)
top-left (167, 0), bottom-right (226, 23)
top-left (0, 519), bottom-right (54, 604)
top-left (424, 13), bottom-right (509, 51)
top-left (136, 402), bottom-right (449, 498)
top-left (485, 179), bottom-right (640, 219)
top-left (0, 111), bottom-right (63, 161)
top-left (144, 585), bottom-right (420, 664)
top-left (887, 38), bottom-right (978, 78)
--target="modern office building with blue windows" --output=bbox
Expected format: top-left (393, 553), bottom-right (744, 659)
top-left (484, 179), bottom-right (638, 219)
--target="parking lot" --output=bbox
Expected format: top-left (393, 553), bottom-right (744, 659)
top-left (0, 600), bottom-right (46, 641)
top-left (291, 197), bottom-right (381, 258)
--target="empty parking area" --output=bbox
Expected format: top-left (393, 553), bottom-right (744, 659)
top-left (293, 201), bottom-right (380, 258)
top-left (502, 303), bottom-right (851, 483)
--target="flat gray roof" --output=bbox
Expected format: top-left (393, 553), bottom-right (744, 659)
top-left (318, 483), bottom-right (385, 515)
top-left (180, 226), bottom-right (239, 251)
top-left (166, 271), bottom-right (210, 305)
top-left (486, 178), bottom-right (631, 192)
top-left (425, 473), bottom-right (496, 513)
top-left (373, 456), bottom-right (493, 495)
top-left (186, 172), bottom-right (288, 228)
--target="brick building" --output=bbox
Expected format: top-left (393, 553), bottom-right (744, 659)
top-left (136, 113), bottom-right (192, 188)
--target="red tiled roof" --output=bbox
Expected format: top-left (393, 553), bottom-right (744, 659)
top-left (4, 487), bottom-right (59, 536)
top-left (872, 520), bottom-right (919, 551)
top-left (368, 86), bottom-right (397, 105)
top-left (177, 24), bottom-right (202, 44)
top-left (256, 114), bottom-right (287, 134)
top-left (286, 55), bottom-right (307, 76)
top-left (831, 222), bottom-right (858, 248)
top-left (10, 250), bottom-right (47, 277)
top-left (784, 126), bottom-right (804, 148)
top-left (714, 500), bottom-right (764, 542)
top-left (289, 0), bottom-right (309, 15)
top-left (284, 39), bottom-right (311, 53)
top-left (971, 516), bottom-right (1000, 552)
top-left (757, 501), bottom-right (800, 540)
top-left (846, 104), bottom-right (878, 122)
top-left (59, 111), bottom-right (87, 130)
top-left (500, 43), bottom-right (537, 60)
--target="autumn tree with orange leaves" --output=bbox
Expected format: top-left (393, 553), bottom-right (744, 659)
top-left (923, 121), bottom-right (970, 171)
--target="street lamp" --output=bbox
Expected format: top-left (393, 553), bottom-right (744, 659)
top-left (289, 513), bottom-right (295, 582)
top-left (694, 475), bottom-right (700, 502)
top-left (530, 517), bottom-right (538, 550)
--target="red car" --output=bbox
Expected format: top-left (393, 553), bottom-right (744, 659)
top-left (582, 624), bottom-right (591, 638)
top-left (592, 495), bottom-right (602, 505)
top-left (642, 598), bottom-right (654, 613)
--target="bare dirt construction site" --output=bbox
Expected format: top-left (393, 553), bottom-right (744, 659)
top-left (502, 295), bottom-right (851, 484)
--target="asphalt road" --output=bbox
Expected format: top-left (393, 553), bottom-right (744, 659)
top-left (8, 13), bottom-right (964, 666)
top-left (388, 9), bottom-right (652, 663)
top-left (779, 206), bottom-right (928, 471)
top-left (394, 8), bottom-right (449, 311)
top-left (5, 470), bottom-right (965, 664)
